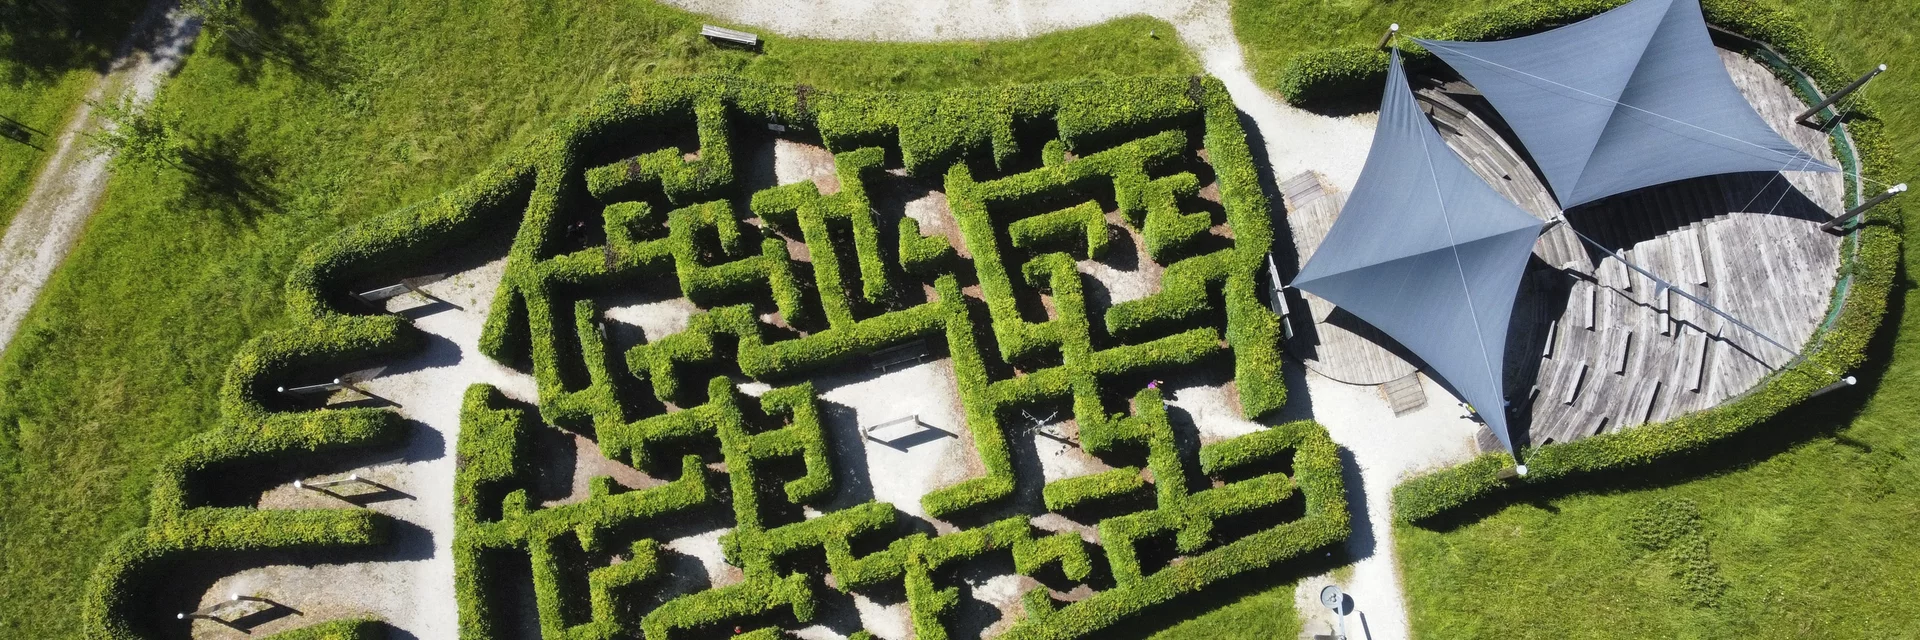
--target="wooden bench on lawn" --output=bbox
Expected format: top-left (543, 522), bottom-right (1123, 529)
top-left (701, 25), bottom-right (759, 48)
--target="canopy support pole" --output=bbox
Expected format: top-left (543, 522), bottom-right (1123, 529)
top-left (1377, 23), bottom-right (1399, 51)
top-left (1820, 183), bottom-right (1907, 233)
top-left (1797, 64), bottom-right (1886, 125)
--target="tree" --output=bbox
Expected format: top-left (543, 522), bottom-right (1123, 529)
top-left (87, 96), bottom-right (185, 169)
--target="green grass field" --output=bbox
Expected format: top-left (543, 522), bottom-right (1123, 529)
top-left (0, 0), bottom-right (147, 231)
top-left (0, 2), bottom-right (1200, 637)
top-left (1228, 0), bottom-right (1920, 637)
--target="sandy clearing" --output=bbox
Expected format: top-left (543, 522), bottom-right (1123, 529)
top-left (815, 358), bottom-right (975, 524)
top-left (0, 0), bottom-right (202, 357)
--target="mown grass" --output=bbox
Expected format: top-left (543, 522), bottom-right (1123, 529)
top-left (0, 0), bottom-right (147, 230)
top-left (1150, 582), bottom-right (1305, 640)
top-left (0, 1), bottom-right (1195, 636)
top-left (1229, 0), bottom-right (1511, 94)
top-left (1227, 0), bottom-right (1920, 636)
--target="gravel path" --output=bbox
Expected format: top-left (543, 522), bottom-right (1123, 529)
top-left (0, 0), bottom-right (201, 357)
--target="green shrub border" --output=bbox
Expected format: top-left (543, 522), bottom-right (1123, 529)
top-left (1288, 0), bottom-right (1911, 523)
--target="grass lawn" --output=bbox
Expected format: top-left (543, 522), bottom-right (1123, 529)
top-left (1225, 0), bottom-right (1920, 637)
top-left (0, 0), bottom-right (147, 231)
top-left (1151, 582), bottom-right (1304, 640)
top-left (0, 1), bottom-right (1198, 637)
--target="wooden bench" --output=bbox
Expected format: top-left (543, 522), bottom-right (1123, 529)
top-left (701, 25), bottom-right (759, 48)
top-left (1266, 254), bottom-right (1294, 339)
top-left (870, 339), bottom-right (929, 373)
top-left (1562, 363), bottom-right (1588, 406)
top-left (863, 415), bottom-right (929, 444)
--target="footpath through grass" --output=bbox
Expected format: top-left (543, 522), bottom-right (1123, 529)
top-left (0, 0), bottom-right (147, 231)
top-left (1228, 0), bottom-right (1920, 636)
top-left (0, 1), bottom-right (1195, 637)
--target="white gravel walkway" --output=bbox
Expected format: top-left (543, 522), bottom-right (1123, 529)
top-left (0, 0), bottom-right (201, 356)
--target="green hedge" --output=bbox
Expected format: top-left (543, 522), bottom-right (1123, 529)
top-left (1377, 0), bottom-right (1904, 523)
top-left (99, 71), bottom-right (1344, 640)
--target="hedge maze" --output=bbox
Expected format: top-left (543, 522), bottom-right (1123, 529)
top-left (449, 75), bottom-right (1345, 639)
top-left (81, 74), bottom-right (1348, 639)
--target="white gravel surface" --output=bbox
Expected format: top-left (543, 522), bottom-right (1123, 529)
top-left (0, 0), bottom-right (202, 357)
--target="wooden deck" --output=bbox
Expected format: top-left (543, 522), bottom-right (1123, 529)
top-left (1278, 171), bottom-right (1419, 385)
top-left (1280, 47), bottom-right (1847, 447)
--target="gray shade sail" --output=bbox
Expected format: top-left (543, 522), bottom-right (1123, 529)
top-left (1293, 51), bottom-right (1544, 454)
top-left (1415, 0), bottom-right (1834, 209)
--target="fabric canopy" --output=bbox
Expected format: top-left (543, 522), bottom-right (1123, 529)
top-left (1293, 51), bottom-right (1544, 454)
top-left (1415, 0), bottom-right (1834, 209)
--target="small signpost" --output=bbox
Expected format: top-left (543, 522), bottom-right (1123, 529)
top-left (1020, 410), bottom-right (1076, 446)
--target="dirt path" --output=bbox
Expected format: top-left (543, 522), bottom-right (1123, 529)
top-left (0, 0), bottom-right (201, 356)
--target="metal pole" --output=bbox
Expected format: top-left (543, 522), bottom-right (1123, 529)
top-left (1809, 375), bottom-right (1856, 398)
top-left (1798, 64), bottom-right (1886, 124)
top-left (1820, 183), bottom-right (1906, 232)
top-left (1377, 23), bottom-right (1399, 51)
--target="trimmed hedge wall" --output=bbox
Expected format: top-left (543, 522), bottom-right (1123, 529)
top-left (446, 73), bottom-right (1338, 639)
top-left (90, 71), bottom-right (1344, 640)
top-left (1292, 0), bottom-right (1907, 523)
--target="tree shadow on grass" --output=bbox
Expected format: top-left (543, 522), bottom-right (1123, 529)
top-left (0, 0), bottom-right (145, 86)
top-left (175, 127), bottom-right (284, 223)
top-left (199, 0), bottom-right (354, 89)
top-left (1414, 257), bottom-right (1913, 533)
